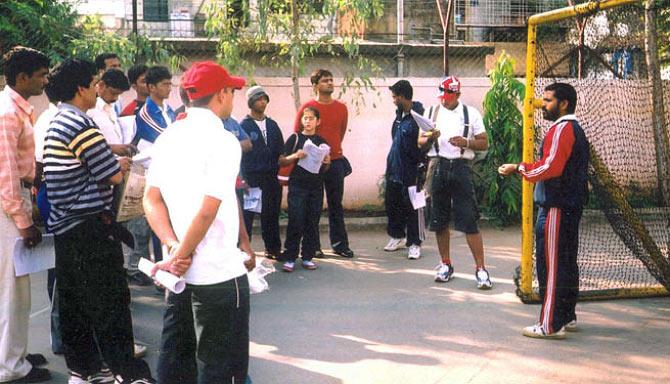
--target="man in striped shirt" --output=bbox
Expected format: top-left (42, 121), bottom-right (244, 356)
top-left (0, 45), bottom-right (51, 384)
top-left (44, 59), bottom-right (154, 383)
top-left (499, 82), bottom-right (589, 339)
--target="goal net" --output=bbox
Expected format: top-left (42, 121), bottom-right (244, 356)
top-left (517, 0), bottom-right (670, 301)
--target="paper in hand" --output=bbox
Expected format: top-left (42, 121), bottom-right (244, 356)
top-left (138, 257), bottom-right (186, 294)
top-left (297, 139), bottom-right (331, 174)
top-left (13, 234), bottom-right (55, 277)
top-left (411, 109), bottom-right (436, 132)
top-left (243, 187), bottom-right (262, 213)
top-left (408, 186), bottom-right (427, 210)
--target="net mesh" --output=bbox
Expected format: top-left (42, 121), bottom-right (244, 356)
top-left (527, 1), bottom-right (670, 299)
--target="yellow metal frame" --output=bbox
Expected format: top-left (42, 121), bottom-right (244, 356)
top-left (520, 0), bottom-right (650, 302)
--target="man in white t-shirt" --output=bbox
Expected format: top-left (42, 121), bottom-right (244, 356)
top-left (144, 61), bottom-right (253, 384)
top-left (418, 76), bottom-right (492, 289)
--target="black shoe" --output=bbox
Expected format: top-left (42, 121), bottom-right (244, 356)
top-left (25, 354), bottom-right (47, 367)
top-left (8, 367), bottom-right (51, 383)
top-left (314, 250), bottom-right (325, 259)
top-left (334, 247), bottom-right (354, 258)
top-left (263, 250), bottom-right (279, 260)
top-left (128, 273), bottom-right (153, 286)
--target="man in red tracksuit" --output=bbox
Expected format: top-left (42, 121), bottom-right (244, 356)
top-left (499, 82), bottom-right (589, 339)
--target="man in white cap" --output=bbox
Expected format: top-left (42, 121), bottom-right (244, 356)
top-left (240, 85), bottom-right (284, 259)
top-left (418, 76), bottom-right (492, 289)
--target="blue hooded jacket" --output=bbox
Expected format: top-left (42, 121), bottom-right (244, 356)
top-left (385, 101), bottom-right (425, 186)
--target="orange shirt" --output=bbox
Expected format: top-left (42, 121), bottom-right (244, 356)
top-left (0, 86), bottom-right (36, 229)
top-left (294, 99), bottom-right (348, 160)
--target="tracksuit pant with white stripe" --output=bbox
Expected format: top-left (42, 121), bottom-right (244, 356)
top-left (535, 207), bottom-right (581, 333)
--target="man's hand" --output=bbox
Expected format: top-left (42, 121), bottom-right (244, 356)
top-left (19, 225), bottom-right (42, 248)
top-left (117, 157), bottom-right (132, 174)
top-left (150, 253), bottom-right (192, 278)
top-left (323, 155), bottom-right (331, 165)
top-left (243, 254), bottom-right (256, 272)
top-left (448, 136), bottom-right (468, 148)
top-left (110, 144), bottom-right (138, 157)
top-left (498, 164), bottom-right (518, 176)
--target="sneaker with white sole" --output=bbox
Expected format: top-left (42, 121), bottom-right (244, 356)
top-left (384, 237), bottom-right (405, 252)
top-left (407, 245), bottom-right (421, 259)
top-left (522, 324), bottom-right (566, 339)
top-left (565, 319), bottom-right (577, 332)
top-left (88, 368), bottom-right (116, 384)
top-left (68, 371), bottom-right (88, 384)
top-left (302, 260), bottom-right (317, 270)
top-left (434, 263), bottom-right (454, 282)
top-left (475, 268), bottom-right (492, 290)
top-left (282, 261), bottom-right (295, 272)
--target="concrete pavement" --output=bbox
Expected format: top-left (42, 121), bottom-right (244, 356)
top-left (24, 225), bottom-right (670, 383)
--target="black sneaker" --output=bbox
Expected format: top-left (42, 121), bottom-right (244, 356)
top-left (334, 247), bottom-right (354, 258)
top-left (25, 354), bottom-right (47, 367)
top-left (314, 249), bottom-right (325, 259)
top-left (8, 367), bottom-right (51, 383)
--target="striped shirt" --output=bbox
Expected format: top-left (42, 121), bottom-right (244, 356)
top-left (44, 103), bottom-right (120, 234)
top-left (0, 86), bottom-right (36, 229)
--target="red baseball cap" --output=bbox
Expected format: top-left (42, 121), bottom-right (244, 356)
top-left (181, 61), bottom-right (246, 101)
top-left (437, 75), bottom-right (461, 98)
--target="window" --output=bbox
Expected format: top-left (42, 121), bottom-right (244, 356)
top-left (144, 0), bottom-right (168, 22)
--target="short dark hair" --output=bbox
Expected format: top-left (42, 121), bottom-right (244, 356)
top-left (389, 80), bottom-right (413, 100)
top-left (95, 53), bottom-right (119, 71)
top-left (545, 82), bottom-right (577, 114)
top-left (2, 46), bottom-right (50, 86)
top-left (127, 64), bottom-right (148, 85)
top-left (179, 87), bottom-right (190, 108)
top-left (302, 106), bottom-right (320, 120)
top-left (44, 81), bottom-right (59, 104)
top-left (310, 69), bottom-right (333, 85)
top-left (190, 93), bottom-right (215, 108)
top-left (145, 66), bottom-right (172, 86)
top-left (48, 59), bottom-right (97, 103)
top-left (100, 68), bottom-right (130, 91)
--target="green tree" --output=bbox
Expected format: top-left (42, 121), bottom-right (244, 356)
top-left (0, 0), bottom-right (79, 62)
top-left (658, 0), bottom-right (669, 66)
top-left (478, 52), bottom-right (525, 227)
top-left (205, 0), bottom-right (384, 110)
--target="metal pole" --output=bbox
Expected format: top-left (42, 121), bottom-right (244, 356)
top-left (443, 0), bottom-right (453, 76)
top-left (132, 0), bottom-right (138, 35)
top-left (397, 0), bottom-right (404, 45)
top-left (644, 0), bottom-right (670, 205)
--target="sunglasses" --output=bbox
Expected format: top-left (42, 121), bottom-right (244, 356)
top-left (439, 86), bottom-right (458, 94)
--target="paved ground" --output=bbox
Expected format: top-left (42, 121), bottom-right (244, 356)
top-left (25, 225), bottom-right (670, 384)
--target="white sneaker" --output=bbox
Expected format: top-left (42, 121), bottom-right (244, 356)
top-left (89, 368), bottom-right (116, 384)
top-left (407, 245), bottom-right (421, 259)
top-left (434, 263), bottom-right (454, 282)
top-left (565, 319), bottom-right (578, 332)
top-left (475, 268), bottom-right (492, 290)
top-left (384, 237), bottom-right (405, 252)
top-left (522, 324), bottom-right (566, 339)
top-left (68, 371), bottom-right (88, 384)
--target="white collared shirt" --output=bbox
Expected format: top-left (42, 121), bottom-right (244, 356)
top-left (426, 102), bottom-right (486, 160)
top-left (146, 107), bottom-right (246, 285)
top-left (87, 97), bottom-right (124, 145)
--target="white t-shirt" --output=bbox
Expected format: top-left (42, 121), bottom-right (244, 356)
top-left (254, 118), bottom-right (267, 141)
top-left (88, 97), bottom-right (123, 145)
top-left (33, 103), bottom-right (59, 162)
top-left (427, 102), bottom-right (486, 160)
top-left (146, 107), bottom-right (246, 285)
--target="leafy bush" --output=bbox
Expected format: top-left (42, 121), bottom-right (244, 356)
top-left (476, 52), bottom-right (525, 227)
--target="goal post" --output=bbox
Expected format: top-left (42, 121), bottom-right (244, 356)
top-left (518, 0), bottom-right (670, 302)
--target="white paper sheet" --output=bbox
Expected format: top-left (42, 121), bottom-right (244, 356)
top-left (297, 139), bottom-right (331, 174)
top-left (13, 234), bottom-right (55, 277)
top-left (408, 186), bottom-right (426, 210)
top-left (116, 164), bottom-right (146, 222)
top-left (243, 188), bottom-right (262, 213)
top-left (118, 116), bottom-right (137, 145)
top-left (138, 257), bottom-right (186, 294)
top-left (411, 109), bottom-right (436, 132)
